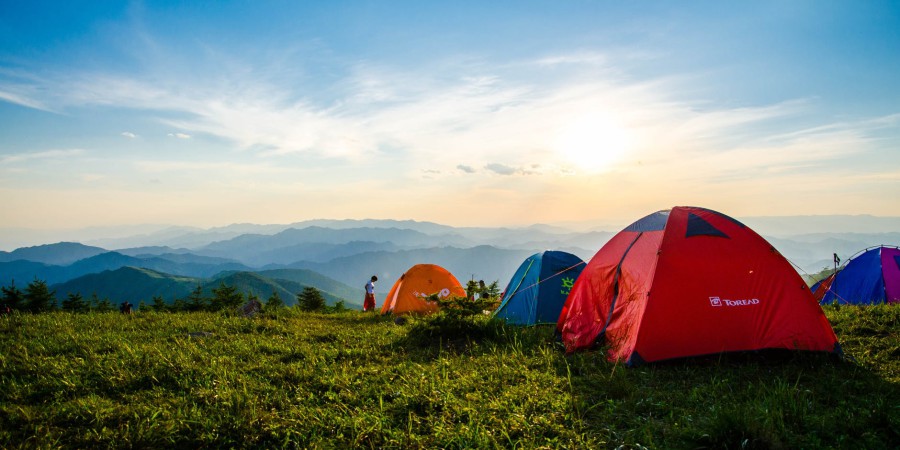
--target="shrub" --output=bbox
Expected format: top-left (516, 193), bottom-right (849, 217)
top-left (402, 294), bottom-right (507, 348)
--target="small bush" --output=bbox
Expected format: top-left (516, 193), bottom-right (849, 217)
top-left (401, 294), bottom-right (508, 349)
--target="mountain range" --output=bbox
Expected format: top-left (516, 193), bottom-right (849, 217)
top-left (51, 267), bottom-right (358, 308)
top-left (1, 217), bottom-right (897, 308)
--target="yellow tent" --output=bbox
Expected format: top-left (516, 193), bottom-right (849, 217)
top-left (380, 264), bottom-right (467, 315)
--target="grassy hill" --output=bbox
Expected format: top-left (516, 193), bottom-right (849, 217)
top-left (207, 271), bottom-right (356, 307)
top-left (53, 266), bottom-right (197, 302)
top-left (0, 305), bottom-right (896, 448)
top-left (51, 267), bottom-right (363, 307)
top-left (255, 268), bottom-right (361, 302)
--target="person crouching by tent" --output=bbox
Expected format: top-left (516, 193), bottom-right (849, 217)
top-left (363, 275), bottom-right (378, 312)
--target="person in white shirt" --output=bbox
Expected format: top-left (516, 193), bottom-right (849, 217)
top-left (363, 275), bottom-right (378, 312)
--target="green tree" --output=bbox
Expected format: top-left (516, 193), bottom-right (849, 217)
top-left (465, 279), bottom-right (479, 300)
top-left (483, 280), bottom-right (501, 300)
top-left (329, 299), bottom-right (347, 313)
top-left (151, 295), bottom-right (168, 312)
top-left (185, 284), bottom-right (207, 312)
top-left (91, 293), bottom-right (115, 313)
top-left (171, 297), bottom-right (188, 312)
top-left (265, 291), bottom-right (285, 310)
top-left (138, 300), bottom-right (147, 312)
top-left (61, 292), bottom-right (89, 313)
top-left (210, 282), bottom-right (243, 311)
top-left (1, 280), bottom-right (24, 310)
top-left (24, 279), bottom-right (56, 313)
top-left (297, 286), bottom-right (326, 311)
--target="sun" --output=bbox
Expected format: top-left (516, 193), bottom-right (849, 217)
top-left (554, 113), bottom-right (632, 172)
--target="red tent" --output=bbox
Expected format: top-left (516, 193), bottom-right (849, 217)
top-left (557, 206), bottom-right (841, 365)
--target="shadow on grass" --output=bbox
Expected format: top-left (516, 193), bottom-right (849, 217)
top-left (563, 347), bottom-right (900, 449)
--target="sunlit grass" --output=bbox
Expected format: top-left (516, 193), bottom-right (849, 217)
top-left (0, 306), bottom-right (897, 448)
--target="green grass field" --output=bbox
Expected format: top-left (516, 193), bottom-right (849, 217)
top-left (1, 305), bottom-right (897, 449)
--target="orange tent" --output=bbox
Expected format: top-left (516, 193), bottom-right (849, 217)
top-left (380, 264), bottom-right (467, 315)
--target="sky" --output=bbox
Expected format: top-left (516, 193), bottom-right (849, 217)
top-left (1, 0), bottom-right (899, 242)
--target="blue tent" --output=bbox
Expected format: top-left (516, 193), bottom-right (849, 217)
top-left (814, 245), bottom-right (900, 305)
top-left (493, 250), bottom-right (586, 325)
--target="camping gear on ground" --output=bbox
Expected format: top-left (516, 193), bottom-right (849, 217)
top-left (557, 206), bottom-right (841, 365)
top-left (493, 251), bottom-right (585, 325)
top-left (813, 245), bottom-right (900, 305)
top-left (380, 264), bottom-right (467, 315)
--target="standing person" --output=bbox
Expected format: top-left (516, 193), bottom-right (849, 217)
top-left (363, 275), bottom-right (378, 312)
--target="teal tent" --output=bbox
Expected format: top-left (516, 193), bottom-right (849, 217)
top-left (493, 250), bottom-right (585, 325)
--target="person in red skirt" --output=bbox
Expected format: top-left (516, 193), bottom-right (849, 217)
top-left (363, 275), bottom-right (378, 312)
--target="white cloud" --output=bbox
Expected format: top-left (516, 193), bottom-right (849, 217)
top-left (534, 52), bottom-right (607, 67)
top-left (0, 89), bottom-right (51, 112)
top-left (134, 159), bottom-right (288, 176)
top-left (121, 131), bottom-right (137, 138)
top-left (0, 149), bottom-right (85, 164)
top-left (3, 43), bottom-right (895, 193)
top-left (484, 163), bottom-right (518, 175)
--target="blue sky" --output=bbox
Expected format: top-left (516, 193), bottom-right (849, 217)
top-left (1, 1), bottom-right (898, 239)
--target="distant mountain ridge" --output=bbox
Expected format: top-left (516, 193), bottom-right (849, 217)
top-left (2, 217), bottom-right (898, 299)
top-left (0, 242), bottom-right (106, 265)
top-left (52, 267), bottom-right (361, 308)
top-left (196, 226), bottom-right (468, 265)
top-left (285, 245), bottom-right (538, 290)
top-left (0, 247), bottom-right (252, 286)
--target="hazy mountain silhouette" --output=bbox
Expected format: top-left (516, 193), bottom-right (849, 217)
top-left (0, 250), bottom-right (252, 285)
top-left (0, 242), bottom-right (106, 265)
top-left (2, 217), bottom-right (898, 294)
top-left (284, 245), bottom-right (537, 290)
top-left (52, 267), bottom-right (361, 308)
top-left (194, 226), bottom-right (473, 265)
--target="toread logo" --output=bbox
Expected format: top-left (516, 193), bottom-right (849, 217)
top-left (710, 296), bottom-right (760, 307)
top-left (414, 288), bottom-right (453, 299)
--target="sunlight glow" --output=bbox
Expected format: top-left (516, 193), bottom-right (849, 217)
top-left (554, 113), bottom-right (632, 172)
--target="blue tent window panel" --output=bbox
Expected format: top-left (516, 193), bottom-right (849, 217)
top-left (696, 207), bottom-right (747, 228)
top-left (685, 213), bottom-right (729, 238)
top-left (624, 210), bottom-right (669, 232)
top-left (894, 255), bottom-right (900, 270)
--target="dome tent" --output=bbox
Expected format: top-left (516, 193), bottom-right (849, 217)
top-left (493, 251), bottom-right (586, 325)
top-left (814, 245), bottom-right (900, 305)
top-left (557, 206), bottom-right (841, 365)
top-left (380, 264), bottom-right (467, 315)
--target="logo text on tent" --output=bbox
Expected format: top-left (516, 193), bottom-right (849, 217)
top-left (709, 296), bottom-right (760, 307)
top-left (413, 288), bottom-right (452, 299)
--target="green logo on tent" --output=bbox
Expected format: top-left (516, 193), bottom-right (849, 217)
top-left (560, 276), bottom-right (575, 295)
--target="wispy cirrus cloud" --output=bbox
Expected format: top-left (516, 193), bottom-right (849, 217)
top-left (0, 148), bottom-right (85, 165)
top-left (0, 43), bottom-right (894, 189)
top-left (134, 159), bottom-right (288, 175)
top-left (0, 89), bottom-right (51, 112)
